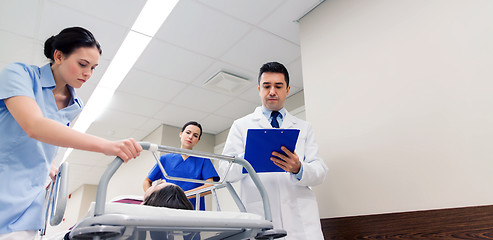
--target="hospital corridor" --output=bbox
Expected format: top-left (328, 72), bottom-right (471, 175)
top-left (2, 0), bottom-right (493, 239)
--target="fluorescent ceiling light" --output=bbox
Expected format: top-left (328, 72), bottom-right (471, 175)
top-left (132, 0), bottom-right (180, 36)
top-left (97, 31), bottom-right (151, 90)
top-left (61, 0), bottom-right (179, 162)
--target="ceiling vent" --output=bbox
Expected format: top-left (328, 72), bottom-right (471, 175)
top-left (203, 71), bottom-right (250, 94)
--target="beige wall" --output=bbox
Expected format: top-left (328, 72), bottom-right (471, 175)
top-left (300, 0), bottom-right (493, 218)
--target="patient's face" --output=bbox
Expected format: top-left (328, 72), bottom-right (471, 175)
top-left (144, 181), bottom-right (176, 200)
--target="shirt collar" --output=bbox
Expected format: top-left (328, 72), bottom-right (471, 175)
top-left (40, 64), bottom-right (56, 88)
top-left (261, 105), bottom-right (287, 119)
top-left (40, 63), bottom-right (83, 108)
top-left (67, 84), bottom-right (83, 108)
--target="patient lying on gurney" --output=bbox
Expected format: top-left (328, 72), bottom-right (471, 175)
top-left (143, 181), bottom-right (199, 240)
top-left (143, 181), bottom-right (193, 210)
top-left (62, 182), bottom-right (194, 240)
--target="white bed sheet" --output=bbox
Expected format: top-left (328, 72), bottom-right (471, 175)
top-left (85, 202), bottom-right (263, 221)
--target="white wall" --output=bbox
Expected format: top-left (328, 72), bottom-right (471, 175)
top-left (300, 0), bottom-right (493, 218)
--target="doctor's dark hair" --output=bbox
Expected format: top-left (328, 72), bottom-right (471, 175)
top-left (44, 27), bottom-right (102, 63)
top-left (181, 121), bottom-right (203, 139)
top-left (143, 184), bottom-right (194, 210)
top-left (258, 61), bottom-right (290, 87)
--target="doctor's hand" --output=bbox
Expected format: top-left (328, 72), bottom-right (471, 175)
top-left (271, 146), bottom-right (301, 174)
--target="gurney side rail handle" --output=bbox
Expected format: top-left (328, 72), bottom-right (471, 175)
top-left (94, 142), bottom-right (272, 223)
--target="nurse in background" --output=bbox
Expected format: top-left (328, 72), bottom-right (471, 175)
top-left (143, 121), bottom-right (219, 211)
top-left (0, 27), bottom-right (142, 240)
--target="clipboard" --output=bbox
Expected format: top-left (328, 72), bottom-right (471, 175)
top-left (242, 129), bottom-right (300, 173)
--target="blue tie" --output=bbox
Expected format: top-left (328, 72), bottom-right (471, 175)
top-left (270, 111), bottom-right (280, 128)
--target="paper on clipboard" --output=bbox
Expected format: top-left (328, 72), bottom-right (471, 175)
top-left (242, 129), bottom-right (300, 173)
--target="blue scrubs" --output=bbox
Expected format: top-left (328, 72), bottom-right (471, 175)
top-left (147, 153), bottom-right (219, 210)
top-left (0, 63), bottom-right (83, 234)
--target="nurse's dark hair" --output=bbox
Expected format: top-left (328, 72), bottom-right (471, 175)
top-left (44, 26), bottom-right (102, 63)
top-left (181, 121), bottom-right (203, 139)
top-left (258, 61), bottom-right (289, 87)
top-left (143, 184), bottom-right (194, 210)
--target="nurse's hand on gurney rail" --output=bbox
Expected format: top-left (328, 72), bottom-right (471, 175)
top-left (49, 162), bottom-right (58, 182)
top-left (270, 146), bottom-right (301, 174)
top-left (102, 138), bottom-right (143, 163)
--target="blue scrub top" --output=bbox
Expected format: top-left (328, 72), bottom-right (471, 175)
top-left (0, 63), bottom-right (83, 234)
top-left (148, 153), bottom-right (220, 210)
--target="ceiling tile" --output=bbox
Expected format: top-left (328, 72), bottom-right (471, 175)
top-left (38, 2), bottom-right (128, 60)
top-left (259, 0), bottom-right (322, 44)
top-left (153, 104), bottom-right (209, 131)
top-left (86, 121), bottom-right (137, 140)
top-left (49, 0), bottom-right (146, 28)
top-left (155, 0), bottom-right (252, 58)
top-left (200, 114), bottom-right (235, 134)
top-left (0, 31), bottom-right (41, 64)
top-left (192, 61), bottom-right (258, 95)
top-left (199, 0), bottom-right (283, 25)
top-left (30, 45), bottom-right (48, 67)
top-left (220, 28), bottom-right (301, 71)
top-left (239, 86), bottom-right (262, 104)
top-left (134, 39), bottom-right (214, 83)
top-left (95, 109), bottom-right (149, 129)
top-left (214, 99), bottom-right (258, 120)
top-left (108, 91), bottom-right (166, 118)
top-left (135, 118), bottom-right (163, 135)
top-left (118, 69), bottom-right (187, 103)
top-left (130, 129), bottom-right (153, 141)
top-left (0, 1), bottom-right (39, 38)
top-left (67, 150), bottom-right (110, 167)
top-left (170, 85), bottom-right (231, 113)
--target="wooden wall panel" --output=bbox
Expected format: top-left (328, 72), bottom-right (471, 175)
top-left (321, 205), bottom-right (493, 239)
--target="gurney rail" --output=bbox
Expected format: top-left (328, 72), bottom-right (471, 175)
top-left (41, 161), bottom-right (69, 236)
top-left (95, 142), bottom-right (272, 222)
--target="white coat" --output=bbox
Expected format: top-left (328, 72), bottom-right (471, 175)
top-left (219, 107), bottom-right (328, 240)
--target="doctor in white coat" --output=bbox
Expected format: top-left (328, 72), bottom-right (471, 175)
top-left (219, 62), bottom-right (328, 240)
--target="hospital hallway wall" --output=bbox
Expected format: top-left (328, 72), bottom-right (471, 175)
top-left (299, 0), bottom-right (493, 237)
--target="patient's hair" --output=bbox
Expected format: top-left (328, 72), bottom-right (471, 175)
top-left (143, 183), bottom-right (193, 210)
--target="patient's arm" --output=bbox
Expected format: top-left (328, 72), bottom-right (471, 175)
top-left (185, 177), bottom-right (214, 198)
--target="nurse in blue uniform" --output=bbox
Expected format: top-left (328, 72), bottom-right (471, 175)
top-left (143, 121), bottom-right (219, 211)
top-left (0, 27), bottom-right (142, 240)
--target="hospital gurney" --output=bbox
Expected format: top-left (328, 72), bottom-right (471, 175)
top-left (46, 142), bottom-right (287, 240)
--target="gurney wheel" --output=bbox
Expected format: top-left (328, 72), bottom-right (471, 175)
top-left (69, 225), bottom-right (124, 239)
top-left (255, 229), bottom-right (287, 239)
